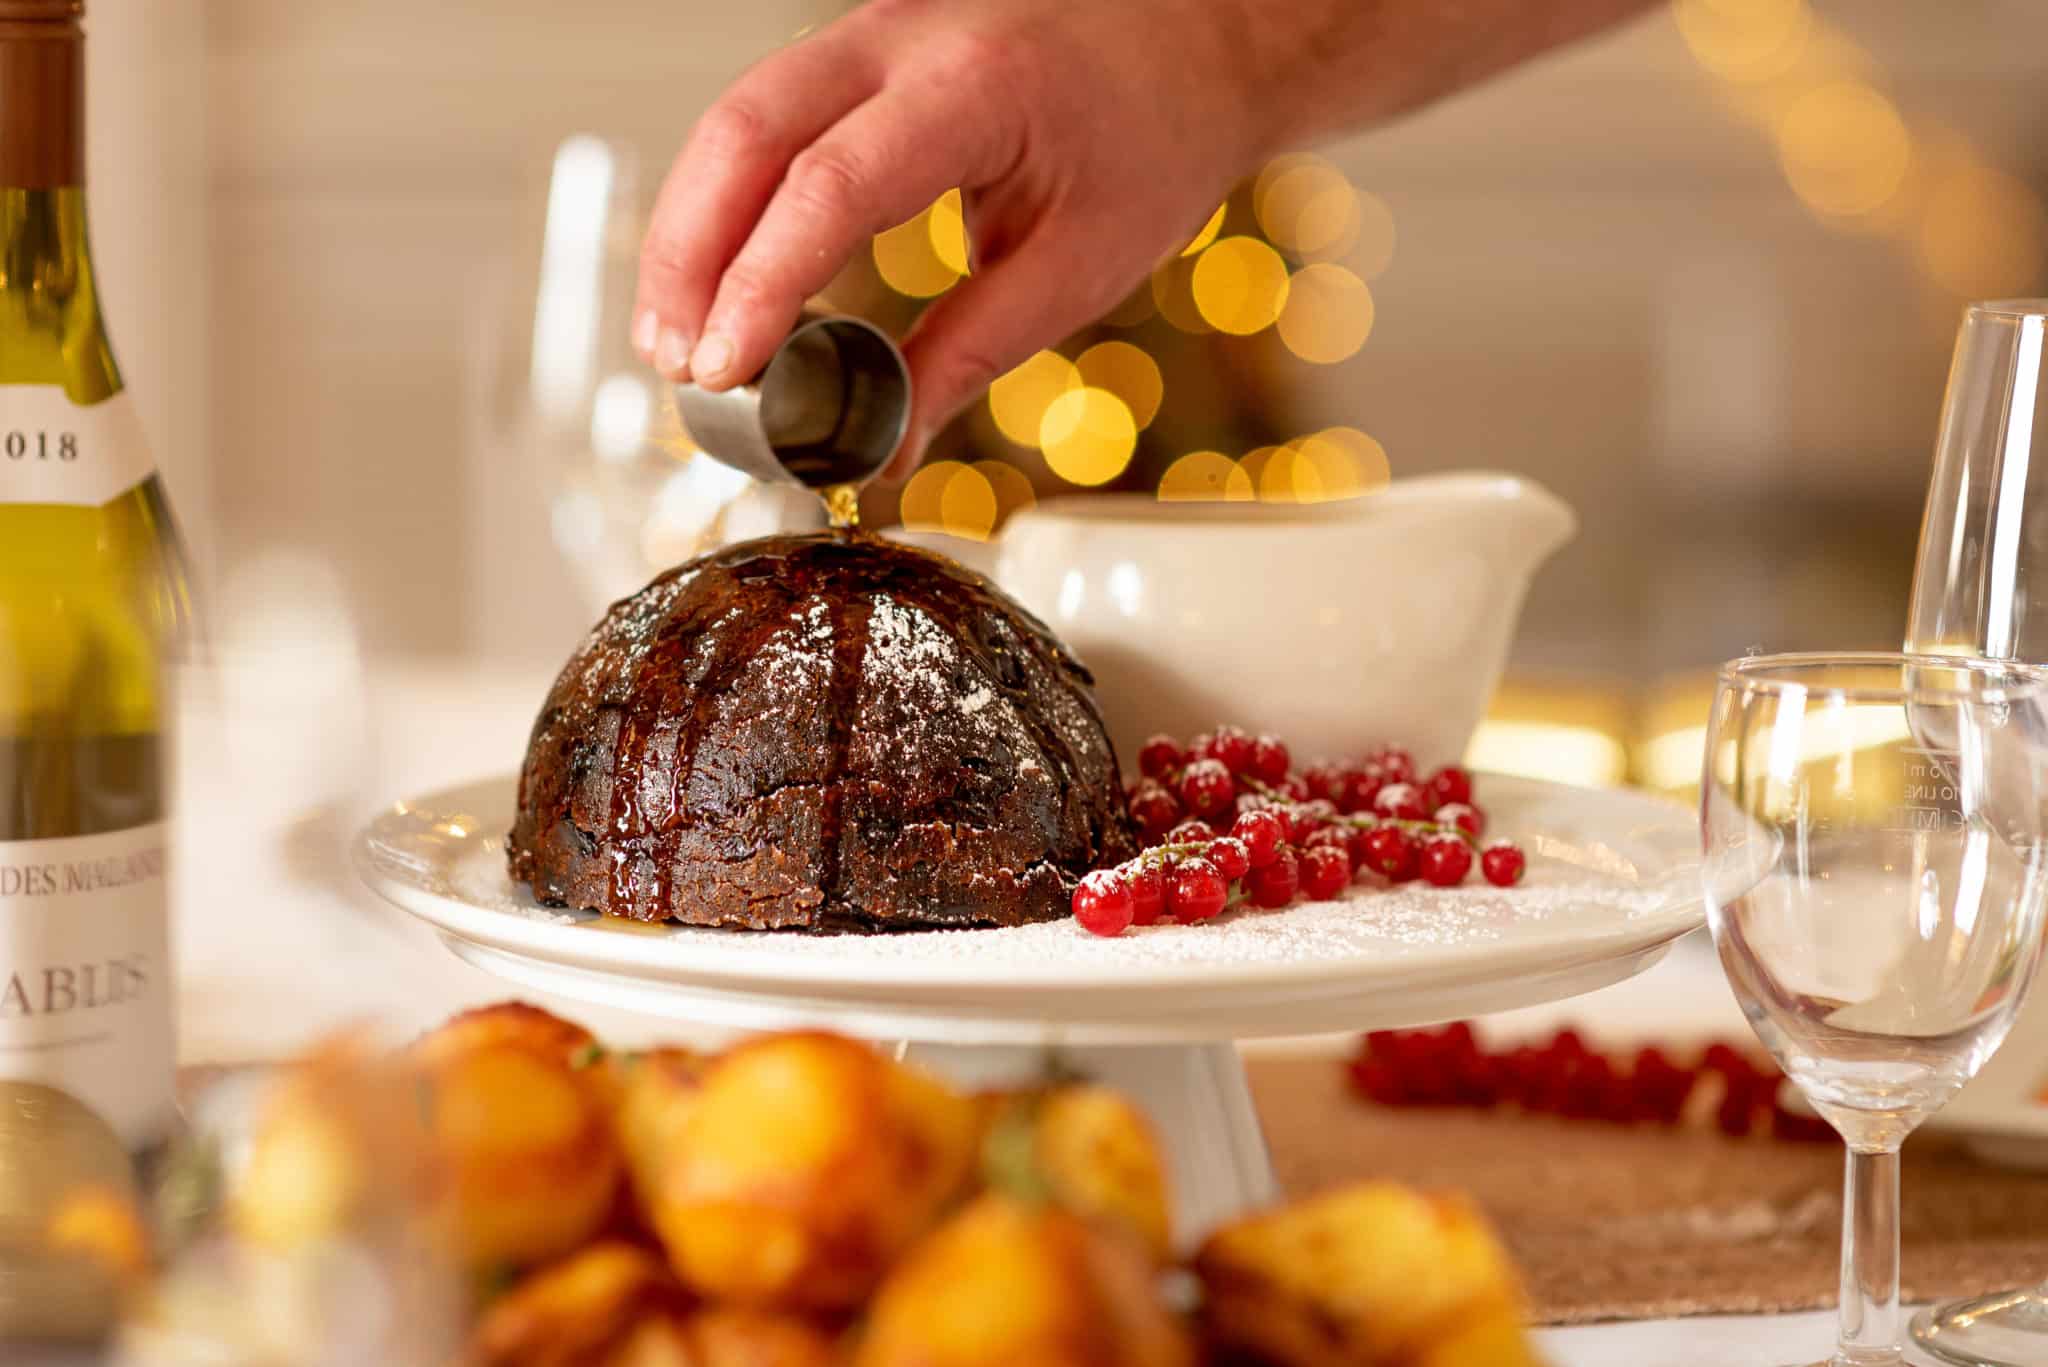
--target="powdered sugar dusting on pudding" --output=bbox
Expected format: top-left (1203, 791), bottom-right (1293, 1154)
top-left (508, 532), bottom-right (1137, 931)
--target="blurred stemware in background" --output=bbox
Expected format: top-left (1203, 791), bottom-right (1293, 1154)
top-left (468, 135), bottom-right (819, 616)
top-left (1903, 297), bottom-right (2048, 1366)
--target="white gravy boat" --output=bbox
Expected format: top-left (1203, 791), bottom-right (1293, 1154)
top-left (974, 473), bottom-right (1577, 770)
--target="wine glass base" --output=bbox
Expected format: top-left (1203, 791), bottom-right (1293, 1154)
top-left (1913, 1288), bottom-right (2048, 1367)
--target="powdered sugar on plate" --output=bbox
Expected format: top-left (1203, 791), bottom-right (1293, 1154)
top-left (372, 772), bottom-right (1699, 979)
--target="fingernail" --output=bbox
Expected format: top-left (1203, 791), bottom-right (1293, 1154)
top-left (653, 328), bottom-right (692, 379)
top-left (691, 334), bottom-right (735, 384)
top-left (631, 309), bottom-right (660, 359)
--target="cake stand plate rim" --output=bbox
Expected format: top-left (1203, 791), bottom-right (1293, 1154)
top-left (354, 772), bottom-right (1706, 1038)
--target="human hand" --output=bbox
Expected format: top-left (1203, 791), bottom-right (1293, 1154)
top-left (632, 0), bottom-right (1656, 477)
top-left (631, 0), bottom-right (1265, 477)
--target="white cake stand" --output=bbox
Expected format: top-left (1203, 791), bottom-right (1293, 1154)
top-left (356, 773), bottom-right (1704, 1243)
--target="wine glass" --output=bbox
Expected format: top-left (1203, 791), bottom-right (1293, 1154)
top-left (466, 134), bottom-right (821, 616)
top-left (1906, 298), bottom-right (2048, 1367)
top-left (1703, 652), bottom-right (2048, 1367)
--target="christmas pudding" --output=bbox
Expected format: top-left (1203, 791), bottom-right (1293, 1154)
top-left (508, 533), bottom-right (1138, 931)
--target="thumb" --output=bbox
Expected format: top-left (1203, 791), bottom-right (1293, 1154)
top-left (886, 224), bottom-right (1133, 481)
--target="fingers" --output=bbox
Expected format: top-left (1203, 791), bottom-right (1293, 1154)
top-left (690, 82), bottom-right (1018, 393)
top-left (634, 39), bottom-right (880, 380)
top-left (886, 223), bottom-right (1131, 480)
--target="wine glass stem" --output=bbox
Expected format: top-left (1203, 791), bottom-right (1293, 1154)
top-left (1838, 1143), bottom-right (1903, 1364)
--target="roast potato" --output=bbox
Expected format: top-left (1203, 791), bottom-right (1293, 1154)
top-left (854, 1193), bottom-right (1191, 1367)
top-left (1194, 1181), bottom-right (1543, 1367)
top-left (230, 1036), bottom-right (433, 1251)
top-left (1021, 1085), bottom-right (1172, 1263)
top-left (470, 1242), bottom-right (838, 1367)
top-left (633, 1031), bottom-right (979, 1312)
top-left (411, 1003), bottom-right (623, 1270)
top-left (614, 1046), bottom-right (709, 1194)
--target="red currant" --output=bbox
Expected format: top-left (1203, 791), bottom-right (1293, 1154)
top-left (1336, 765), bottom-right (1384, 815)
top-left (1359, 826), bottom-right (1420, 882)
top-left (1210, 725), bottom-right (1255, 776)
top-left (1372, 782), bottom-right (1431, 822)
top-left (1247, 846), bottom-right (1300, 908)
top-left (1167, 818), bottom-right (1218, 845)
top-left (1303, 764), bottom-right (1342, 802)
top-left (1207, 836), bottom-right (1252, 882)
top-left (1302, 825), bottom-right (1354, 867)
top-left (1127, 781), bottom-right (1183, 844)
top-left (1434, 802), bottom-right (1483, 839)
top-left (1418, 835), bottom-right (1474, 887)
top-left (1427, 765), bottom-right (1473, 807)
top-left (1481, 840), bottom-right (1526, 887)
top-left (1178, 759), bottom-right (1236, 822)
top-left (1137, 735), bottom-right (1184, 782)
top-left (1375, 747), bottom-right (1416, 783)
top-left (1250, 735), bottom-right (1291, 785)
top-left (1073, 869), bottom-right (1135, 936)
top-left (1127, 864), bottom-right (1165, 926)
top-left (1168, 856), bottom-right (1228, 924)
top-left (1230, 808), bottom-right (1285, 868)
top-left (1346, 822), bottom-right (1379, 869)
top-left (1276, 775), bottom-right (1310, 802)
top-left (1300, 844), bottom-right (1353, 901)
top-left (1185, 732), bottom-right (1216, 764)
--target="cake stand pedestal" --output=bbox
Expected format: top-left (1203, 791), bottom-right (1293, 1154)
top-left (359, 773), bottom-right (1707, 1242)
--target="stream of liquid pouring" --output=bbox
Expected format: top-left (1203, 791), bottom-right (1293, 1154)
top-left (823, 483), bottom-right (860, 530)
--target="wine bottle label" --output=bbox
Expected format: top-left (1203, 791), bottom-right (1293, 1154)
top-left (0, 386), bottom-right (156, 507)
top-left (0, 823), bottom-right (175, 1148)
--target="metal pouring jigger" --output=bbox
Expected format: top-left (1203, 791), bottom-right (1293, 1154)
top-left (671, 311), bottom-right (911, 490)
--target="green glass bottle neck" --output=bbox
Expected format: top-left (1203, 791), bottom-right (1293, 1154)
top-left (0, 186), bottom-right (120, 399)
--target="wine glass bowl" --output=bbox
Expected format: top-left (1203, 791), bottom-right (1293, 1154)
top-left (1905, 299), bottom-right (2048, 1367)
top-left (1703, 652), bottom-right (2048, 1365)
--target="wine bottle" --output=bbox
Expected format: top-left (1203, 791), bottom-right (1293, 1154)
top-left (0, 0), bottom-right (186, 1157)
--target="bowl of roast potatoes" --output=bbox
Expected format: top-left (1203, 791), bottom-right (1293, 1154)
top-left (103, 1003), bottom-right (1546, 1366)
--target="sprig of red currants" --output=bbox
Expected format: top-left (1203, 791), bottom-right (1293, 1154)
top-left (1073, 725), bottom-right (1529, 937)
top-left (1347, 1023), bottom-right (1833, 1142)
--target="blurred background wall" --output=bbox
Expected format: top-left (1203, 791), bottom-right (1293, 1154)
top-left (98, 1), bottom-right (2048, 787)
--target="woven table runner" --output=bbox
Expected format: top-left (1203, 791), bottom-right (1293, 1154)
top-left (1248, 1056), bottom-right (2048, 1325)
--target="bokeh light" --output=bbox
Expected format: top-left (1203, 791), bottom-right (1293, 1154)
top-left (927, 188), bottom-right (971, 275)
top-left (1192, 236), bottom-right (1291, 335)
top-left (1340, 191), bottom-right (1397, 279)
top-left (1150, 255), bottom-right (1214, 334)
top-left (988, 350), bottom-right (1080, 448)
top-left (1253, 155), bottom-right (1320, 227)
top-left (1776, 80), bottom-right (1911, 218)
top-left (1673, 0), bottom-right (1812, 83)
top-left (1918, 163), bottom-right (2048, 300)
top-left (1254, 444), bottom-right (1307, 502)
top-left (937, 463), bottom-right (999, 540)
top-left (971, 459), bottom-right (1038, 524)
top-left (1181, 203), bottom-right (1228, 257)
top-left (873, 203), bottom-right (961, 298)
top-left (1259, 161), bottom-right (1353, 257)
top-left (1288, 432), bottom-right (1373, 501)
top-left (1308, 427), bottom-right (1392, 490)
top-left (1237, 444), bottom-right (1286, 492)
top-left (1039, 387), bottom-right (1137, 486)
top-left (1276, 264), bottom-right (1374, 364)
top-left (1076, 341), bottom-right (1165, 428)
top-left (899, 460), bottom-right (998, 540)
top-left (1157, 451), bottom-right (1254, 502)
